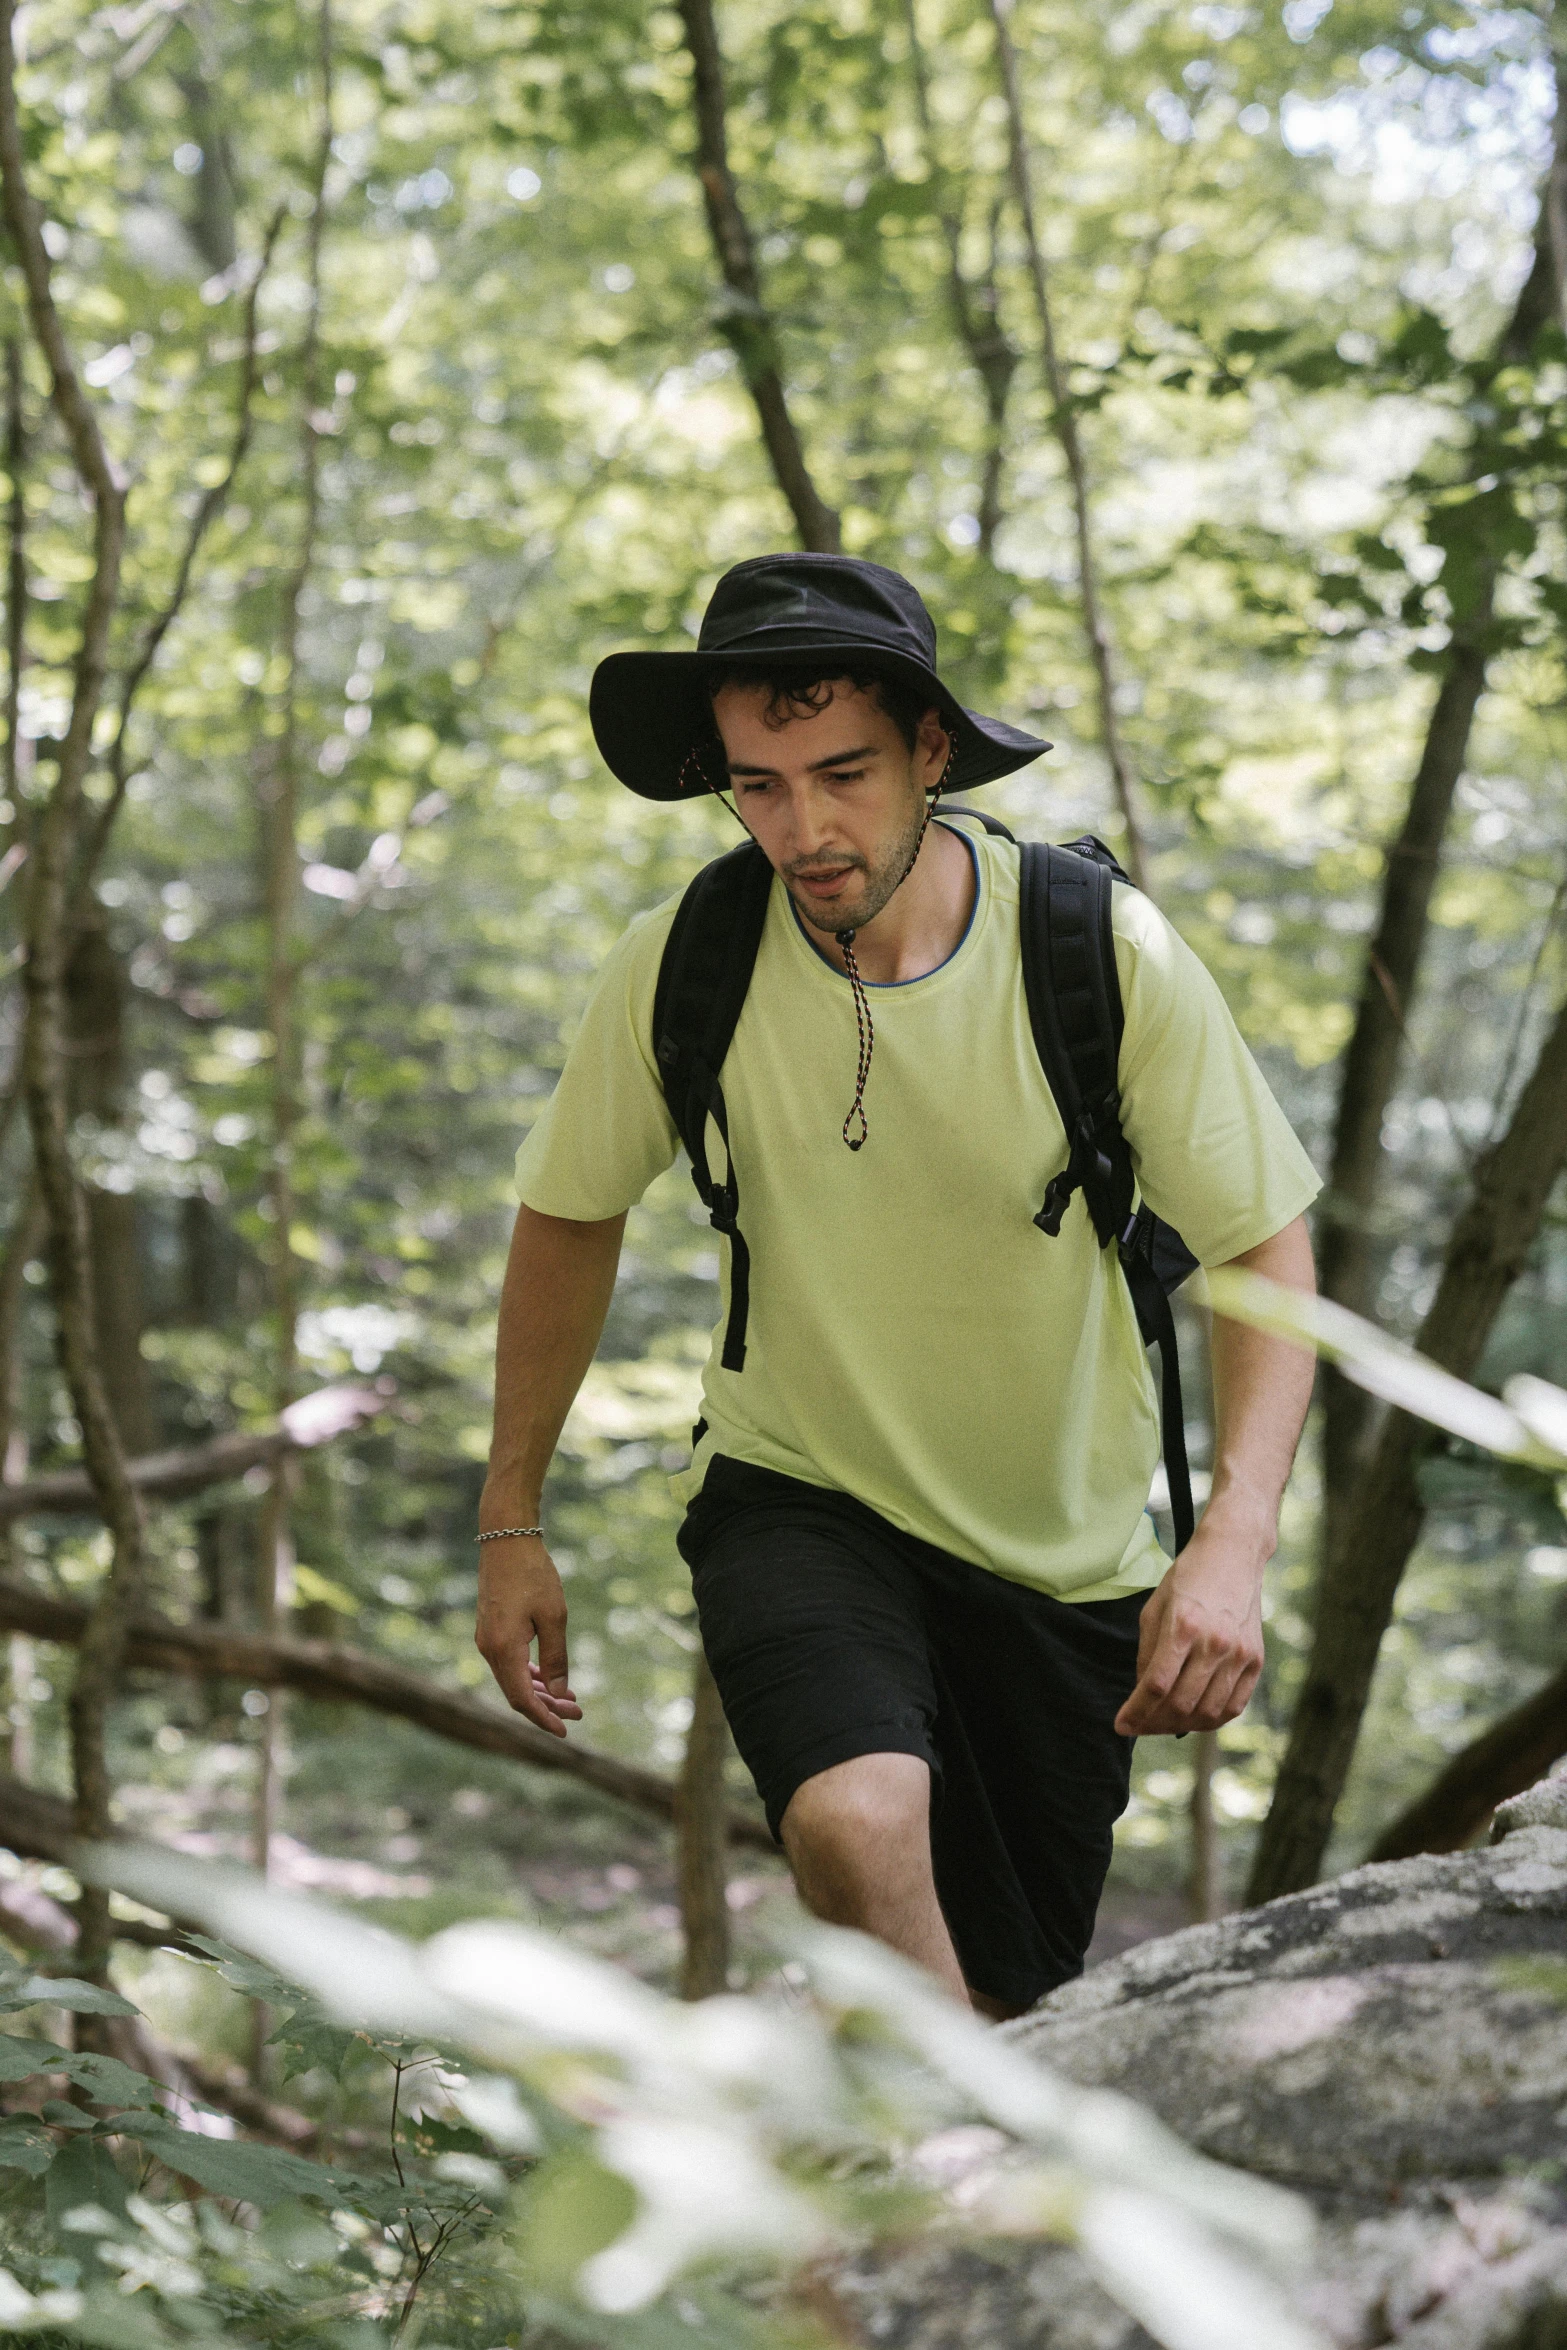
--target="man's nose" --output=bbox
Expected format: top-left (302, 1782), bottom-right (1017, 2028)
top-left (787, 788), bottom-right (837, 860)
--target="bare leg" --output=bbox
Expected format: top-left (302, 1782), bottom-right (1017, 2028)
top-left (780, 1751), bottom-right (969, 2004)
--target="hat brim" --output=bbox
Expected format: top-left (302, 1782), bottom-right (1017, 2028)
top-left (590, 643), bottom-right (1050, 801)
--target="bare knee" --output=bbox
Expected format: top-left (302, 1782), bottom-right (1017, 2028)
top-left (781, 1752), bottom-right (932, 1918)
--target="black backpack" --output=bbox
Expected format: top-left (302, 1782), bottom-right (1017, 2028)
top-left (651, 813), bottom-right (1199, 1551)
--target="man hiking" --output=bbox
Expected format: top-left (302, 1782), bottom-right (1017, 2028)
top-left (477, 553), bottom-right (1319, 2018)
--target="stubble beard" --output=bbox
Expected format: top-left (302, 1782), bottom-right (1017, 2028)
top-left (785, 785), bottom-right (930, 938)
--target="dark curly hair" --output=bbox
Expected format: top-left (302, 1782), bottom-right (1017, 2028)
top-left (703, 663), bottom-right (933, 753)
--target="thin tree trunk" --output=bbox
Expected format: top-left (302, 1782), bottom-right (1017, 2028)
top-left (1366, 1659), bottom-right (1567, 1863)
top-left (0, 1180), bottom-right (41, 1778)
top-left (986, 0), bottom-right (1147, 890)
top-left (676, 1648), bottom-right (732, 1998)
top-left (673, 0), bottom-right (841, 554)
top-left (3, 331), bottom-right (25, 818)
top-left (1316, 72), bottom-right (1567, 1539)
top-left (65, 907), bottom-right (156, 1454)
top-left (254, 7), bottom-right (331, 1894)
top-left (1187, 1730), bottom-right (1221, 1922)
top-left (1247, 988), bottom-right (1567, 1904)
top-left (0, 0), bottom-right (140, 1990)
top-left (902, 0), bottom-right (1017, 564)
top-left (0, 1581), bottom-right (775, 1851)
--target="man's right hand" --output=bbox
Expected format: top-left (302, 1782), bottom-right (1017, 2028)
top-left (475, 1535), bottom-right (580, 1738)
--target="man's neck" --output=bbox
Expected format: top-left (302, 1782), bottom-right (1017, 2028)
top-left (813, 820), bottom-right (975, 985)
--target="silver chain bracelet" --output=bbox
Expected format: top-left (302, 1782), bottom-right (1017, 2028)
top-left (474, 1525), bottom-right (544, 1544)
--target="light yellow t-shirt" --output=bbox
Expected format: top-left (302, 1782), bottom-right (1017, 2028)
top-left (515, 827), bottom-right (1321, 1602)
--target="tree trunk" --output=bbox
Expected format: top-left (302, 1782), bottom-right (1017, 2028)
top-left (0, 1181), bottom-right (41, 1778)
top-left (1316, 72), bottom-right (1567, 1541)
top-left (986, 0), bottom-right (1146, 890)
top-left (0, 0), bottom-right (142, 1990)
top-left (64, 906), bottom-right (156, 1454)
top-left (0, 1577), bottom-right (774, 1851)
top-left (676, 1648), bottom-right (732, 1998)
top-left (1366, 1659), bottom-right (1567, 1863)
top-left (1248, 988), bottom-right (1567, 1904)
top-left (673, 0), bottom-right (840, 554)
top-left (252, 3), bottom-right (331, 1904)
top-left (1187, 1730), bottom-right (1221, 1922)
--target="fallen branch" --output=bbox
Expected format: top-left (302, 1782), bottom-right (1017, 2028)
top-left (0, 1381), bottom-right (391, 1523)
top-left (0, 1588), bottom-right (773, 1851)
top-left (1366, 1658), bottom-right (1567, 1862)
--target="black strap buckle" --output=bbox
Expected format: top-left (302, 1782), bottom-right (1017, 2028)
top-left (1034, 1174), bottom-right (1072, 1237)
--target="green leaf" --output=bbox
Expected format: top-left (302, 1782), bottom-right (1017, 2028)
top-left (0, 2032), bottom-right (74, 2084)
top-left (267, 2011), bottom-right (365, 2083)
top-left (180, 1934), bottom-right (304, 2009)
top-left (121, 2116), bottom-right (369, 2210)
top-left (14, 1977), bottom-right (141, 2020)
top-left (58, 2051), bottom-right (165, 2110)
top-left (46, 2133), bottom-right (129, 2225)
top-left (0, 2113), bottom-right (55, 2176)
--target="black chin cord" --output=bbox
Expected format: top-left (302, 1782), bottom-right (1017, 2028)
top-left (835, 932), bottom-right (874, 1150)
top-left (833, 759), bottom-right (950, 1152)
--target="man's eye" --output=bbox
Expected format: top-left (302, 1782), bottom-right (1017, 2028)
top-left (737, 779), bottom-right (771, 795)
top-left (824, 768), bottom-right (866, 785)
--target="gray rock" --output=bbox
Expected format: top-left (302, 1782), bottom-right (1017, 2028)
top-left (1491, 1756), bottom-right (1567, 1843)
top-left (825, 1773), bottom-right (1567, 2350)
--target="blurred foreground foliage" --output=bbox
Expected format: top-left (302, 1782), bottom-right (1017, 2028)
top-left (0, 0), bottom-right (1565, 2325)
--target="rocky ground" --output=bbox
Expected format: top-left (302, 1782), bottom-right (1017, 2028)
top-left (828, 1765), bottom-right (1567, 2350)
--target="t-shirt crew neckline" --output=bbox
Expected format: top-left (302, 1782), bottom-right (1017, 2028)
top-left (784, 821), bottom-right (984, 992)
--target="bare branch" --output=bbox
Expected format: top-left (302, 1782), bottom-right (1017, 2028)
top-left (76, 202), bottom-right (287, 901)
top-left (986, 0), bottom-right (1148, 890)
top-left (902, 0), bottom-right (1018, 564)
top-left (673, 0), bottom-right (840, 553)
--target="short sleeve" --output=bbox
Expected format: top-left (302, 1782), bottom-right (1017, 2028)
top-left (1112, 889), bottom-right (1321, 1265)
top-left (514, 900), bottom-right (681, 1220)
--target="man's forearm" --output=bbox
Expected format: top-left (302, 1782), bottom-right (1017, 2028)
top-left (481, 1204), bottom-right (627, 1523)
top-left (1204, 1213), bottom-right (1317, 1565)
top-left (1115, 1211), bottom-right (1316, 1735)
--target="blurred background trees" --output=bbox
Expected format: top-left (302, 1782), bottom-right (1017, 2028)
top-left (0, 0), bottom-right (1563, 2202)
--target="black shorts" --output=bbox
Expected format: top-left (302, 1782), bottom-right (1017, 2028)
top-left (677, 1454), bottom-right (1148, 2009)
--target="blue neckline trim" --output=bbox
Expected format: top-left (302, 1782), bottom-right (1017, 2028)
top-left (787, 822), bottom-right (981, 990)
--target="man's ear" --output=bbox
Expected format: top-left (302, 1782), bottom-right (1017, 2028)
top-left (916, 706), bottom-right (949, 784)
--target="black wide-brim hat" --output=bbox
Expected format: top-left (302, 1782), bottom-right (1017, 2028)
top-left (590, 552), bottom-right (1050, 800)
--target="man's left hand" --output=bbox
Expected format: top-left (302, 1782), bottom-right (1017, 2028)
top-left (1114, 1534), bottom-right (1265, 1737)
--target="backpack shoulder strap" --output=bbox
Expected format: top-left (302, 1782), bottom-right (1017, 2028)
top-left (651, 840), bottom-right (774, 1372)
top-left (936, 804), bottom-right (1016, 842)
top-left (1020, 836), bottom-right (1197, 1552)
top-left (1019, 839), bottom-right (1134, 1247)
